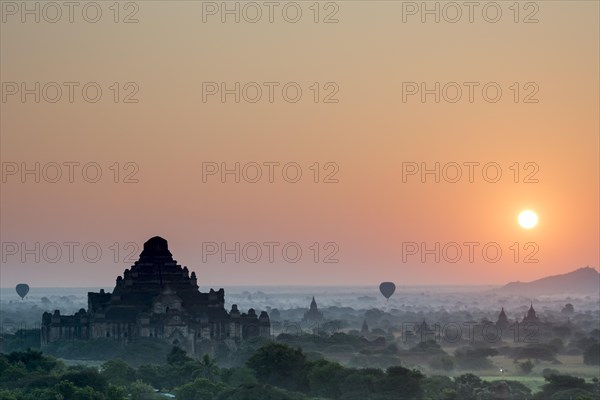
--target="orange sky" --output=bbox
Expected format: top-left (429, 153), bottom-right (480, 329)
top-left (1, 1), bottom-right (598, 287)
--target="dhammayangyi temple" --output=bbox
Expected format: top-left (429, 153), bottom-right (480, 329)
top-left (41, 236), bottom-right (270, 355)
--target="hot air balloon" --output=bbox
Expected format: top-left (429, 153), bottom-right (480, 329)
top-left (15, 283), bottom-right (29, 299)
top-left (379, 282), bottom-right (396, 300)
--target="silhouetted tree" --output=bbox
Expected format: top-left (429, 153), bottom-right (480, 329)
top-left (167, 346), bottom-right (192, 365)
top-left (246, 343), bottom-right (309, 392)
top-left (561, 303), bottom-right (574, 313)
top-left (516, 359), bottom-right (534, 375)
top-left (100, 359), bottom-right (137, 387)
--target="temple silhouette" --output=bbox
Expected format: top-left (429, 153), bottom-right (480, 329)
top-left (522, 303), bottom-right (540, 323)
top-left (41, 236), bottom-right (270, 355)
top-left (302, 296), bottom-right (324, 324)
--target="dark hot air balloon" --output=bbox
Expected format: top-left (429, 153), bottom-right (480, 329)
top-left (379, 282), bottom-right (396, 300)
top-left (16, 283), bottom-right (29, 299)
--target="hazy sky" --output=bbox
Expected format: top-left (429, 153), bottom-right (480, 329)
top-left (1, 1), bottom-right (598, 287)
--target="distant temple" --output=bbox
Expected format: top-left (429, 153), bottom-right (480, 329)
top-left (302, 297), bottom-right (324, 324)
top-left (492, 304), bottom-right (539, 339)
top-left (361, 320), bottom-right (370, 335)
top-left (41, 236), bottom-right (270, 355)
top-left (522, 303), bottom-right (539, 323)
top-left (496, 307), bottom-right (510, 330)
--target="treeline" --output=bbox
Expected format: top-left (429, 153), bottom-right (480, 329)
top-left (0, 346), bottom-right (599, 400)
top-left (5, 328), bottom-right (599, 372)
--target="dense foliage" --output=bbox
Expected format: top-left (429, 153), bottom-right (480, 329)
top-left (1, 345), bottom-right (599, 400)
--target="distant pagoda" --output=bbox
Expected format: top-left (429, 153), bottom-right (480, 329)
top-left (302, 297), bottom-right (324, 324)
top-left (496, 307), bottom-right (510, 327)
top-left (41, 236), bottom-right (270, 355)
top-left (361, 320), bottom-right (370, 335)
top-left (522, 303), bottom-right (539, 323)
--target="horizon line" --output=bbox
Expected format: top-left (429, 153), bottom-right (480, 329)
top-left (1, 284), bottom-right (503, 289)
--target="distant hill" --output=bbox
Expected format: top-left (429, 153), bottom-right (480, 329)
top-left (496, 267), bottom-right (600, 296)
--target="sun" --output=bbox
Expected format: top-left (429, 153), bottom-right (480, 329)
top-left (518, 210), bottom-right (538, 229)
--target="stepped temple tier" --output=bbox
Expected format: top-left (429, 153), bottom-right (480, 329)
top-left (41, 236), bottom-right (270, 355)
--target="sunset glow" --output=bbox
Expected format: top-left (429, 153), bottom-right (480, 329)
top-left (0, 2), bottom-right (598, 288)
top-left (0, 2), bottom-right (598, 397)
